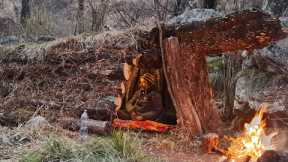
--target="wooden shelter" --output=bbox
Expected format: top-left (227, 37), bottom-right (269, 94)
top-left (115, 9), bottom-right (287, 137)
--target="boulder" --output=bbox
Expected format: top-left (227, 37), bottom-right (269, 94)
top-left (0, 36), bottom-right (19, 45)
top-left (168, 9), bottom-right (222, 26)
top-left (280, 17), bottom-right (288, 27)
top-left (234, 37), bottom-right (288, 128)
top-left (24, 116), bottom-right (50, 129)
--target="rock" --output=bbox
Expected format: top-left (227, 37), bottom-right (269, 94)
top-left (234, 38), bottom-right (288, 128)
top-left (0, 36), bottom-right (19, 45)
top-left (257, 150), bottom-right (288, 162)
top-left (168, 9), bottom-right (222, 26)
top-left (216, 0), bottom-right (288, 16)
top-left (253, 44), bottom-right (288, 74)
top-left (0, 82), bottom-right (11, 98)
top-left (280, 17), bottom-right (288, 27)
top-left (0, 112), bottom-right (19, 127)
top-left (24, 116), bottom-right (50, 129)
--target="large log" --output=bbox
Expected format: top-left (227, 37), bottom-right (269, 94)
top-left (162, 9), bottom-right (286, 54)
top-left (58, 118), bottom-right (112, 135)
top-left (160, 10), bottom-right (286, 136)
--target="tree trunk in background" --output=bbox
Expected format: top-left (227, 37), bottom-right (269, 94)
top-left (197, 0), bottom-right (216, 8)
top-left (153, 0), bottom-right (167, 21)
top-left (173, 0), bottom-right (189, 16)
top-left (75, 0), bottom-right (85, 34)
top-left (222, 54), bottom-right (242, 121)
top-left (0, 0), bottom-right (4, 9)
top-left (20, 0), bottom-right (31, 27)
top-left (203, 0), bottom-right (216, 8)
top-left (90, 0), bottom-right (109, 32)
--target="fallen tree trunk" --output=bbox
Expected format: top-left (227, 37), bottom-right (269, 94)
top-left (162, 9), bottom-right (286, 54)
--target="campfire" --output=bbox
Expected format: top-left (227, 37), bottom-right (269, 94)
top-left (223, 104), bottom-right (278, 162)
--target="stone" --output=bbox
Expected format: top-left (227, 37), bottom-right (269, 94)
top-left (24, 116), bottom-right (50, 129)
top-left (234, 38), bottom-right (288, 128)
top-left (168, 9), bottom-right (222, 26)
top-left (0, 36), bottom-right (19, 45)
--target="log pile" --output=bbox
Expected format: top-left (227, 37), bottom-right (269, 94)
top-left (114, 52), bottom-right (176, 123)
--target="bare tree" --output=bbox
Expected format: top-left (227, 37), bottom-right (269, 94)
top-left (0, 0), bottom-right (4, 9)
top-left (88, 0), bottom-right (110, 33)
top-left (197, 0), bottom-right (216, 8)
top-left (21, 0), bottom-right (31, 27)
top-left (112, 0), bottom-right (150, 28)
top-left (204, 0), bottom-right (216, 8)
top-left (173, 0), bottom-right (189, 16)
top-left (75, 0), bottom-right (85, 34)
top-left (153, 0), bottom-right (168, 21)
top-left (222, 54), bottom-right (242, 121)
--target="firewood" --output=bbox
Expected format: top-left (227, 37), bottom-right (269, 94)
top-left (120, 81), bottom-right (126, 94)
top-left (114, 96), bottom-right (122, 112)
top-left (112, 118), bottom-right (174, 133)
top-left (132, 54), bottom-right (142, 66)
top-left (123, 63), bottom-right (133, 80)
top-left (202, 133), bottom-right (220, 154)
top-left (58, 117), bottom-right (111, 135)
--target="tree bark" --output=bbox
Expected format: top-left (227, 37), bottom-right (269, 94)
top-left (163, 9), bottom-right (285, 54)
top-left (222, 54), bottom-right (242, 121)
top-left (20, 0), bottom-right (31, 27)
top-left (163, 37), bottom-right (218, 136)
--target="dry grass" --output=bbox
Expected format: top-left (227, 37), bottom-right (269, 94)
top-left (20, 130), bottom-right (160, 162)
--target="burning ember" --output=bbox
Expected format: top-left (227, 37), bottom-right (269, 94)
top-left (225, 104), bottom-right (277, 162)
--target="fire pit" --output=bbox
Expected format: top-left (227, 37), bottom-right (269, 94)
top-left (214, 104), bottom-right (285, 162)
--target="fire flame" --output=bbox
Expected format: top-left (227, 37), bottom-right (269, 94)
top-left (226, 104), bottom-right (277, 162)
